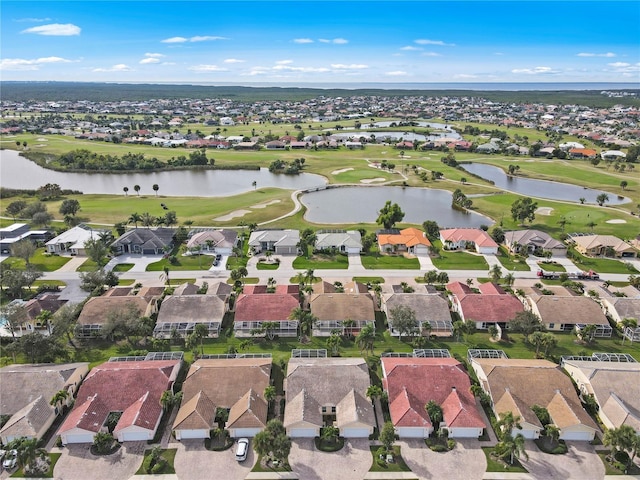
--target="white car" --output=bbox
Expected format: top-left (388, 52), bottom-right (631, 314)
top-left (235, 438), bottom-right (249, 462)
top-left (2, 449), bottom-right (17, 470)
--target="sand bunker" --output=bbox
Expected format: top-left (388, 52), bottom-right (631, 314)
top-left (360, 178), bottom-right (386, 184)
top-left (331, 167), bottom-right (354, 175)
top-left (251, 199), bottom-right (281, 209)
top-left (214, 210), bottom-right (251, 221)
top-left (535, 207), bottom-right (554, 216)
top-left (606, 219), bottom-right (627, 224)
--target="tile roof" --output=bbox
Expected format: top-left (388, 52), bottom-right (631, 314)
top-left (504, 230), bottom-right (566, 251)
top-left (173, 391), bottom-right (217, 431)
top-left (157, 295), bottom-right (226, 324)
top-left (572, 235), bottom-right (635, 253)
top-left (447, 282), bottom-right (524, 323)
top-left (234, 293), bottom-right (299, 322)
top-left (77, 296), bottom-right (153, 326)
top-left (0, 396), bottom-right (51, 439)
top-left (315, 231), bottom-right (362, 250)
top-left (531, 295), bottom-right (608, 326)
top-left (111, 227), bottom-right (175, 250)
top-left (377, 227), bottom-right (431, 248)
top-left (308, 294), bottom-right (375, 321)
top-left (440, 228), bottom-right (498, 248)
top-left (186, 229), bottom-right (237, 249)
top-left (23, 294), bottom-right (66, 321)
top-left (284, 389), bottom-right (322, 428)
top-left (248, 230), bottom-right (300, 248)
top-left (227, 389), bottom-right (268, 430)
top-left (383, 293), bottom-right (452, 324)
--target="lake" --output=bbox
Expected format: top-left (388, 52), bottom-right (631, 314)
top-left (0, 149), bottom-right (326, 196)
top-left (462, 162), bottom-right (629, 205)
top-left (300, 186), bottom-right (492, 227)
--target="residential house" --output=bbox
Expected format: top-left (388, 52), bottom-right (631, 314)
top-left (570, 235), bottom-right (637, 259)
top-left (58, 359), bottom-right (181, 444)
top-left (154, 294), bottom-right (227, 339)
top-left (599, 296), bottom-right (640, 341)
top-left (470, 357), bottom-right (598, 441)
top-left (504, 229), bottom-right (567, 257)
top-left (46, 224), bottom-right (107, 256)
top-left (382, 357), bottom-right (485, 438)
top-left (382, 293), bottom-right (453, 337)
top-left (186, 229), bottom-right (238, 256)
top-left (76, 295), bottom-right (159, 338)
top-left (1, 293), bottom-right (67, 338)
top-left (568, 148), bottom-right (597, 159)
top-left (447, 282), bottom-right (524, 330)
top-left (173, 358), bottom-right (272, 439)
top-left (0, 363), bottom-right (89, 444)
top-left (234, 285), bottom-right (300, 337)
top-left (377, 228), bottom-right (431, 256)
top-left (308, 292), bottom-right (376, 336)
top-left (111, 227), bottom-right (175, 255)
top-left (562, 356), bottom-right (640, 432)
top-left (0, 223), bottom-right (52, 254)
top-left (284, 358), bottom-right (375, 438)
top-left (526, 288), bottom-right (612, 336)
top-left (314, 230), bottom-right (362, 254)
top-left (206, 281), bottom-right (234, 299)
top-left (440, 228), bottom-right (499, 254)
top-left (265, 140), bottom-right (286, 150)
top-left (248, 230), bottom-right (300, 255)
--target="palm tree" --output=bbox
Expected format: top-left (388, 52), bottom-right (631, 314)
top-left (128, 212), bottom-right (142, 228)
top-left (264, 385), bottom-right (276, 410)
top-left (134, 184), bottom-right (141, 196)
top-left (342, 319), bottom-right (356, 338)
top-left (620, 318), bottom-right (638, 345)
top-left (326, 333), bottom-right (341, 356)
top-left (8, 437), bottom-right (47, 473)
top-left (496, 433), bottom-right (528, 465)
top-left (163, 265), bottom-right (170, 285)
top-left (49, 389), bottom-right (70, 411)
top-left (141, 212), bottom-right (155, 228)
top-left (289, 307), bottom-right (317, 340)
top-left (194, 323), bottom-right (208, 354)
top-left (123, 186), bottom-right (129, 196)
top-left (321, 425), bottom-right (340, 445)
top-left (497, 411), bottom-right (522, 439)
top-left (425, 400), bottom-right (444, 432)
top-left (356, 324), bottom-right (376, 355)
top-left (252, 180), bottom-right (257, 190)
top-left (586, 221), bottom-right (597, 232)
top-left (153, 184), bottom-right (159, 196)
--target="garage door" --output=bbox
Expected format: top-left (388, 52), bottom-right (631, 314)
top-left (342, 428), bottom-right (371, 438)
top-left (64, 433), bottom-right (95, 444)
top-left (518, 429), bottom-right (538, 440)
top-left (397, 427), bottom-right (427, 438)
top-left (177, 429), bottom-right (209, 440)
top-left (289, 428), bottom-right (317, 438)
top-left (230, 428), bottom-right (261, 438)
top-left (560, 431), bottom-right (593, 441)
top-left (120, 430), bottom-right (150, 441)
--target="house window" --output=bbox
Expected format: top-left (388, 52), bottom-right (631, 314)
top-left (321, 406), bottom-right (336, 414)
top-left (548, 323), bottom-right (555, 329)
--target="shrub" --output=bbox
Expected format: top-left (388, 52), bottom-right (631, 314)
top-left (447, 439), bottom-right (456, 450)
top-left (429, 444), bottom-right (448, 452)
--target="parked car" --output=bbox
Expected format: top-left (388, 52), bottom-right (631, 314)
top-left (235, 438), bottom-right (249, 462)
top-left (3, 449), bottom-right (17, 470)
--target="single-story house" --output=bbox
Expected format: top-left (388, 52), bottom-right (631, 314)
top-left (377, 228), bottom-right (431, 255)
top-left (1, 293), bottom-right (67, 338)
top-left (0, 223), bottom-right (53, 255)
top-left (314, 230), bottom-right (362, 254)
top-left (527, 289), bottom-right (612, 335)
top-left (470, 357), bottom-right (598, 441)
top-left (173, 358), bottom-right (272, 439)
top-left (76, 295), bottom-right (159, 338)
top-left (382, 293), bottom-right (453, 337)
top-left (186, 229), bottom-right (238, 256)
top-left (569, 148), bottom-right (597, 159)
top-left (440, 228), bottom-right (499, 254)
top-left (154, 294), bottom-right (227, 339)
top-left (58, 359), bottom-right (181, 444)
top-left (111, 227), bottom-right (175, 255)
top-left (284, 358), bottom-right (375, 438)
top-left (0, 363), bottom-right (89, 444)
top-left (447, 282), bottom-right (524, 330)
top-left (570, 234), bottom-right (637, 259)
top-left (382, 357), bottom-right (485, 438)
top-left (599, 297), bottom-right (640, 340)
top-left (308, 293), bottom-right (376, 336)
top-left (265, 140), bottom-right (286, 150)
top-left (46, 224), bottom-right (107, 256)
top-left (248, 230), bottom-right (300, 255)
top-left (562, 357), bottom-right (640, 432)
top-left (503, 230), bottom-right (567, 257)
top-left (234, 285), bottom-right (300, 337)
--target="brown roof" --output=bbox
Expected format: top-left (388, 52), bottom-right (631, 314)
top-left (383, 293), bottom-right (452, 323)
top-left (308, 294), bottom-right (375, 321)
top-left (157, 295), bottom-right (226, 324)
top-left (23, 293), bottom-right (66, 321)
top-left (532, 295), bottom-right (609, 326)
top-left (77, 296), bottom-right (153, 325)
top-left (173, 391), bottom-right (217, 431)
top-left (227, 389), bottom-right (268, 430)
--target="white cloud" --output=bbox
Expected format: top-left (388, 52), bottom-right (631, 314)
top-left (608, 62), bottom-right (630, 67)
top-left (293, 38), bottom-right (314, 44)
top-left (273, 64), bottom-right (330, 73)
top-left (92, 64), bottom-right (132, 72)
top-left (421, 52), bottom-right (441, 57)
top-left (140, 58), bottom-right (160, 64)
top-left (401, 46), bottom-right (422, 51)
top-left (0, 56), bottom-right (73, 71)
top-left (332, 38), bottom-right (348, 44)
top-left (511, 66), bottom-right (558, 75)
top-left (224, 58), bottom-right (245, 64)
top-left (145, 53), bottom-right (165, 58)
top-left (608, 62), bottom-right (640, 73)
top-left (415, 39), bottom-right (455, 47)
top-left (454, 74), bottom-right (478, 79)
top-left (385, 70), bottom-right (408, 76)
top-left (577, 52), bottom-right (616, 57)
top-left (21, 23), bottom-right (81, 36)
top-left (275, 60), bottom-right (293, 65)
top-left (188, 64), bottom-right (228, 72)
top-left (15, 17), bottom-right (51, 23)
top-left (331, 64), bottom-right (368, 70)
top-left (161, 35), bottom-right (226, 43)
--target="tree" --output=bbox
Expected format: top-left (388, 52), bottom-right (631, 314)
top-left (141, 212), bottom-right (155, 228)
top-left (31, 211), bottom-right (53, 228)
top-left (510, 311), bottom-right (543, 343)
top-left (497, 411), bottom-right (522, 439)
top-left (490, 264), bottom-right (503, 283)
top-left (503, 272), bottom-right (515, 287)
top-left (260, 321), bottom-right (279, 341)
top-left (389, 305), bottom-right (418, 342)
top-left (17, 332), bottom-right (65, 363)
top-left (424, 270), bottom-right (438, 284)
top-left (102, 303), bottom-right (144, 345)
top-left (79, 269), bottom-right (118, 294)
top-left (326, 333), bottom-right (341, 356)
top-left (10, 240), bottom-right (37, 267)
top-left (2, 268), bottom-right (42, 299)
top-left (1, 303), bottom-right (28, 340)
top-left (366, 385), bottom-right (385, 403)
top-left (264, 385), bottom-right (276, 408)
top-left (596, 193), bottom-right (609, 206)
top-left (153, 184), bottom-right (159, 196)
top-left (376, 201), bottom-right (405, 230)
top-left (253, 419), bottom-right (291, 465)
top-left (59, 199), bottom-right (81, 217)
top-left (84, 237), bottom-right (109, 268)
top-left (6, 437), bottom-right (48, 473)
top-left (193, 323), bottom-right (208, 354)
top-left (50, 389), bottom-right (70, 410)
top-left (123, 186), bottom-right (129, 196)
top-left (425, 400), bottom-right (443, 432)
top-left (495, 433), bottom-right (528, 465)
top-left (511, 197), bottom-right (538, 224)
top-left (621, 318), bottom-right (638, 344)
top-left (320, 424), bottom-right (339, 445)
top-left (541, 332), bottom-right (558, 356)
top-left (491, 226), bottom-right (505, 244)
top-left (356, 324), bottom-right (376, 355)
top-left (93, 432), bottom-right (116, 455)
top-left (380, 421), bottom-right (396, 452)
top-left (6, 200), bottom-right (27, 220)
top-left (620, 180), bottom-right (628, 190)
top-left (529, 331), bottom-right (546, 356)
top-left (134, 184), bottom-right (141, 196)
top-left (579, 324), bottom-right (598, 344)
top-left (422, 220), bottom-right (440, 241)
top-left (289, 307), bottom-right (317, 340)
top-left (164, 211), bottom-right (178, 227)
top-left (51, 303), bottom-right (81, 347)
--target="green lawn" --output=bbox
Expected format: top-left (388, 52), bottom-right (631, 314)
top-left (537, 261), bottom-right (566, 272)
top-left (32, 279), bottom-right (67, 287)
top-left (76, 259), bottom-right (100, 272)
top-left (361, 253), bottom-right (420, 270)
top-left (147, 254), bottom-right (215, 271)
top-left (353, 276), bottom-right (385, 284)
top-left (569, 251), bottom-right (638, 274)
top-left (10, 452), bottom-right (61, 478)
top-left (256, 261), bottom-right (280, 270)
top-left (135, 448), bottom-right (177, 475)
top-left (2, 249), bottom-right (71, 272)
top-left (431, 251), bottom-right (489, 270)
top-left (496, 247), bottom-right (530, 271)
top-left (292, 253), bottom-right (349, 270)
top-left (112, 263), bottom-right (134, 272)
top-left (482, 447), bottom-right (528, 473)
top-left (369, 446), bottom-right (413, 473)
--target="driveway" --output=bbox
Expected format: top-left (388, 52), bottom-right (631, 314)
top-left (399, 438), bottom-right (487, 480)
top-left (172, 439), bottom-right (253, 480)
top-left (289, 438), bottom-right (372, 480)
top-left (105, 254), bottom-right (162, 273)
top-left (53, 442), bottom-right (146, 480)
top-left (520, 440), bottom-right (605, 480)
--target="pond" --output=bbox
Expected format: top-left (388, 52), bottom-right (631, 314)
top-left (300, 185), bottom-right (492, 227)
top-left (461, 162), bottom-right (629, 205)
top-left (0, 149), bottom-right (326, 196)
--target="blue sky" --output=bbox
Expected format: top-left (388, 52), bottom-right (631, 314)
top-left (2, 1), bottom-right (639, 84)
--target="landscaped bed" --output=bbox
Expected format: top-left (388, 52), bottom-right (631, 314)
top-left (135, 448), bottom-right (177, 475)
top-left (369, 446), bottom-right (413, 473)
top-left (10, 452), bottom-right (61, 478)
top-left (482, 446), bottom-right (528, 473)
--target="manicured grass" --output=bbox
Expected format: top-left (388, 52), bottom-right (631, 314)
top-left (431, 251), bottom-right (489, 270)
top-left (292, 253), bottom-right (349, 270)
top-left (76, 259), bottom-right (100, 272)
top-left (2, 249), bottom-right (71, 272)
top-left (537, 261), bottom-right (566, 272)
top-left (118, 279), bottom-right (136, 286)
top-left (482, 447), bottom-right (528, 473)
top-left (496, 247), bottom-right (530, 271)
top-left (251, 455), bottom-right (291, 472)
top-left (569, 251), bottom-right (638, 274)
top-left (596, 451), bottom-right (640, 476)
top-left (353, 276), bottom-right (385, 284)
top-left (256, 261), bottom-right (280, 270)
top-left (10, 452), bottom-right (61, 478)
top-left (369, 446), bottom-right (413, 473)
top-left (112, 263), bottom-right (134, 272)
top-left (361, 253), bottom-right (420, 270)
top-left (135, 448), bottom-right (177, 475)
top-left (32, 279), bottom-right (66, 287)
top-left (147, 255), bottom-right (215, 271)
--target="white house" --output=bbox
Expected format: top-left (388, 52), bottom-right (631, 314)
top-left (46, 224), bottom-right (106, 256)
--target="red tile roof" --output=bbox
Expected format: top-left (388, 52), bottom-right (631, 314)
top-left (378, 227), bottom-right (431, 249)
top-left (234, 293), bottom-right (300, 322)
top-left (440, 228), bottom-right (498, 248)
top-left (447, 282), bottom-right (524, 323)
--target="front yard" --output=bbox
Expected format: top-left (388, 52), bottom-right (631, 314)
top-left (293, 252), bottom-right (349, 269)
top-left (2, 248), bottom-right (71, 272)
top-left (361, 253), bottom-right (420, 270)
